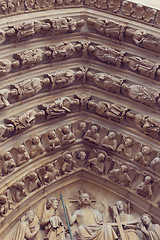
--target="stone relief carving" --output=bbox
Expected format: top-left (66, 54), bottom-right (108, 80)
top-left (1, 152), bottom-right (16, 175)
top-left (83, 124), bottom-right (100, 145)
top-left (11, 144), bottom-right (30, 166)
top-left (100, 131), bottom-right (118, 152)
top-left (0, 194), bottom-right (11, 217)
top-left (108, 164), bottom-right (131, 186)
top-left (12, 210), bottom-right (40, 240)
top-left (11, 181), bottom-right (27, 203)
top-left (37, 162), bottom-right (60, 184)
top-left (61, 125), bottom-right (76, 146)
top-left (150, 153), bottom-right (160, 173)
top-left (136, 175), bottom-right (153, 199)
top-left (61, 152), bottom-right (77, 174)
top-left (25, 172), bottom-right (42, 193)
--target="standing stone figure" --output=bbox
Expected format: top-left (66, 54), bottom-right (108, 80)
top-left (12, 210), bottom-right (40, 240)
top-left (41, 197), bottom-right (65, 240)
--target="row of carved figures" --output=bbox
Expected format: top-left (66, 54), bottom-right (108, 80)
top-left (0, 68), bottom-right (160, 111)
top-left (0, 0), bottom-right (159, 26)
top-left (4, 193), bottom-right (160, 240)
top-left (0, 41), bottom-right (160, 81)
top-left (0, 123), bottom-right (160, 215)
top-left (0, 15), bottom-right (160, 55)
top-left (0, 94), bottom-right (160, 142)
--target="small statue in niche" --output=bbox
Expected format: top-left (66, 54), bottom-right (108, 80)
top-left (100, 131), bottom-right (117, 151)
top-left (86, 149), bottom-right (108, 174)
top-left (29, 136), bottom-right (44, 158)
top-left (37, 163), bottom-right (60, 184)
top-left (0, 123), bottom-right (14, 142)
top-left (12, 144), bottom-right (30, 166)
top-left (136, 175), bottom-right (152, 199)
top-left (150, 152), bottom-right (160, 173)
top-left (50, 69), bottom-right (75, 90)
top-left (61, 125), bottom-right (76, 145)
top-left (45, 130), bottom-right (61, 152)
top-left (40, 197), bottom-right (65, 240)
top-left (25, 172), bottom-right (42, 193)
top-left (1, 152), bottom-right (16, 175)
top-left (61, 152), bottom-right (77, 174)
top-left (16, 20), bottom-right (36, 40)
top-left (108, 164), bottom-right (131, 187)
top-left (134, 145), bottom-right (152, 166)
top-left (13, 210), bottom-right (40, 240)
top-left (117, 137), bottom-right (134, 159)
top-left (13, 181), bottom-right (27, 203)
top-left (83, 124), bottom-right (100, 145)
top-left (0, 194), bottom-right (11, 217)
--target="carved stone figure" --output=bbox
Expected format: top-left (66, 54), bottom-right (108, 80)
top-left (87, 149), bottom-right (107, 174)
top-left (136, 176), bottom-right (152, 199)
top-left (10, 77), bottom-right (50, 100)
top-left (88, 44), bottom-right (125, 67)
top-left (75, 93), bottom-right (91, 110)
top-left (150, 153), bottom-right (160, 173)
top-left (0, 1), bottom-right (7, 14)
top-left (26, 172), bottom-right (41, 193)
top-left (87, 71), bottom-right (124, 94)
top-left (134, 114), bottom-right (160, 139)
top-left (0, 123), bottom-right (14, 142)
top-left (49, 41), bottom-right (83, 61)
top-left (124, 56), bottom-right (158, 79)
top-left (46, 130), bottom-right (61, 152)
top-left (75, 121), bottom-right (87, 138)
top-left (134, 146), bottom-right (151, 166)
top-left (66, 192), bottom-right (118, 239)
top-left (42, 163), bottom-right (60, 184)
top-left (101, 131), bottom-right (117, 151)
top-left (61, 153), bottom-right (77, 174)
top-left (30, 136), bottom-right (44, 158)
top-left (114, 200), bottom-right (139, 240)
top-left (83, 125), bottom-right (100, 145)
top-left (13, 210), bottom-right (40, 240)
top-left (13, 49), bottom-right (46, 69)
top-left (61, 125), bottom-right (76, 145)
top-left (1, 152), bottom-right (16, 175)
top-left (0, 88), bottom-right (10, 108)
top-left (117, 137), bottom-right (134, 159)
top-left (50, 69), bottom-right (75, 89)
top-left (0, 59), bottom-right (12, 77)
top-left (5, 109), bottom-right (37, 133)
top-left (16, 20), bottom-right (36, 40)
top-left (109, 165), bottom-right (131, 186)
top-left (41, 197), bottom-right (65, 240)
top-left (0, 194), bottom-right (10, 217)
top-left (14, 145), bottom-right (30, 166)
top-left (122, 83), bottom-right (158, 107)
top-left (14, 181), bottom-right (27, 202)
top-left (138, 214), bottom-right (160, 240)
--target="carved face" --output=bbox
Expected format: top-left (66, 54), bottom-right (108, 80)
top-left (120, 165), bottom-right (128, 173)
top-left (115, 201), bottom-right (124, 212)
top-left (142, 146), bottom-right (150, 155)
top-left (97, 153), bottom-right (105, 162)
top-left (144, 176), bottom-right (151, 184)
top-left (108, 131), bottom-right (115, 140)
top-left (91, 125), bottom-right (98, 133)
top-left (27, 210), bottom-right (35, 223)
top-left (124, 138), bottom-right (133, 147)
top-left (63, 126), bottom-right (70, 134)
top-left (48, 131), bottom-right (56, 139)
top-left (52, 198), bottom-right (59, 209)
top-left (79, 122), bottom-right (87, 131)
top-left (32, 137), bottom-right (40, 144)
top-left (17, 145), bottom-right (25, 153)
top-left (65, 154), bottom-right (72, 162)
top-left (78, 151), bottom-right (86, 161)
top-left (141, 214), bottom-right (151, 226)
top-left (80, 193), bottom-right (91, 206)
top-left (4, 152), bottom-right (12, 160)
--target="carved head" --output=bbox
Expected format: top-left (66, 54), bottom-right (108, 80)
top-left (3, 152), bottom-right (12, 161)
top-left (97, 153), bottom-right (105, 162)
top-left (32, 136), bottom-right (40, 145)
top-left (10, 89), bottom-right (19, 97)
top-left (124, 138), bottom-right (133, 147)
top-left (48, 130), bottom-right (56, 139)
top-left (46, 197), bottom-right (59, 210)
top-left (141, 214), bottom-right (152, 227)
top-left (17, 145), bottom-right (26, 153)
top-left (79, 192), bottom-right (91, 206)
top-left (17, 182), bottom-right (25, 191)
top-left (120, 165), bottom-right (128, 173)
top-left (0, 0), bottom-right (7, 13)
top-left (64, 154), bottom-right (72, 163)
top-left (62, 125), bottom-right (70, 134)
top-left (108, 131), bottom-right (116, 140)
top-left (115, 200), bottom-right (125, 213)
top-left (79, 122), bottom-right (87, 131)
top-left (142, 146), bottom-right (151, 155)
top-left (30, 172), bottom-right (38, 181)
top-left (46, 163), bottom-right (54, 172)
top-left (144, 176), bottom-right (151, 184)
top-left (78, 151), bottom-right (86, 161)
top-left (25, 210), bottom-right (35, 223)
top-left (90, 125), bottom-right (98, 133)
top-left (0, 195), bottom-right (7, 204)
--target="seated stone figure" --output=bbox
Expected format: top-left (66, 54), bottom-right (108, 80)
top-left (66, 192), bottom-right (118, 240)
